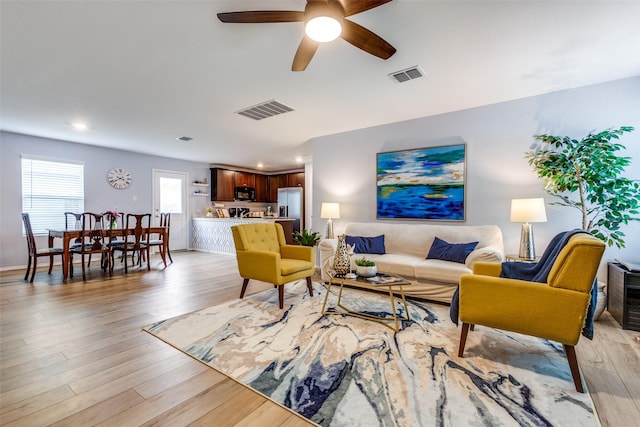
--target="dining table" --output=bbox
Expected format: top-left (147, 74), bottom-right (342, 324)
top-left (48, 227), bottom-right (168, 281)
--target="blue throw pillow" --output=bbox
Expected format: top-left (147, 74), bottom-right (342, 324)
top-left (345, 235), bottom-right (386, 254)
top-left (426, 237), bottom-right (478, 263)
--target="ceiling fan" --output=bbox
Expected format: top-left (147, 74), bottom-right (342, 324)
top-left (217, 0), bottom-right (397, 71)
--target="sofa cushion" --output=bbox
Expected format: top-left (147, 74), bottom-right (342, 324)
top-left (415, 259), bottom-right (472, 283)
top-left (346, 234), bottom-right (386, 254)
top-left (426, 237), bottom-right (478, 263)
top-left (370, 254), bottom-right (424, 278)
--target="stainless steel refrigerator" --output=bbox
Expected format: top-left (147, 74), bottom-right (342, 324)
top-left (277, 187), bottom-right (303, 234)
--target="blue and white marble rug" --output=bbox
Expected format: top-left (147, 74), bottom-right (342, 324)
top-left (144, 280), bottom-right (596, 427)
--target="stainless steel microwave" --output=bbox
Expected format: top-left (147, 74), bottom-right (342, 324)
top-left (234, 186), bottom-right (255, 201)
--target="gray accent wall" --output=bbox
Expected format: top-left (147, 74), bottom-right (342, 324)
top-left (1, 131), bottom-right (211, 269)
top-left (311, 77), bottom-right (640, 278)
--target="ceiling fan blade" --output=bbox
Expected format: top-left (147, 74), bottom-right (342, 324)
top-left (335, 0), bottom-right (392, 17)
top-left (217, 11), bottom-right (304, 23)
top-left (341, 19), bottom-right (396, 59)
top-left (292, 37), bottom-right (319, 71)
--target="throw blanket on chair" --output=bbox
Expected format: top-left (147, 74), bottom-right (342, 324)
top-left (450, 229), bottom-right (598, 339)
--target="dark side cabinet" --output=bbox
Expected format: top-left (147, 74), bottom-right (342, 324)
top-left (608, 262), bottom-right (640, 331)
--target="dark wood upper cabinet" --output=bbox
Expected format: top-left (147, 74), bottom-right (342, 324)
top-left (267, 175), bottom-right (279, 203)
top-left (211, 168), bottom-right (303, 202)
top-left (277, 174), bottom-right (289, 189)
top-left (287, 172), bottom-right (305, 188)
top-left (234, 172), bottom-right (255, 188)
top-left (210, 168), bottom-right (235, 201)
top-left (255, 174), bottom-right (268, 202)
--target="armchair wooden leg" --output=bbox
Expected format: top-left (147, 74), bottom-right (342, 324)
top-left (564, 344), bottom-right (584, 393)
top-left (458, 322), bottom-right (470, 357)
top-left (306, 277), bottom-right (313, 297)
top-left (239, 279), bottom-right (249, 299)
top-left (48, 255), bottom-right (54, 274)
top-left (278, 285), bottom-right (284, 309)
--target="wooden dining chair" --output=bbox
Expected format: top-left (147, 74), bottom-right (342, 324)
top-left (80, 212), bottom-right (106, 268)
top-left (105, 211), bottom-right (125, 247)
top-left (112, 214), bottom-right (151, 272)
top-left (143, 212), bottom-right (172, 264)
top-left (64, 211), bottom-right (84, 251)
top-left (64, 211), bottom-right (83, 230)
top-left (70, 212), bottom-right (113, 280)
top-left (21, 213), bottom-right (64, 282)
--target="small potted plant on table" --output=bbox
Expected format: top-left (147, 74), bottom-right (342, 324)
top-left (355, 257), bottom-right (377, 277)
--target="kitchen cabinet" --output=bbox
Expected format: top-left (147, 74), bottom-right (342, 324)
top-left (255, 174), bottom-right (268, 202)
top-left (277, 174), bottom-right (289, 189)
top-left (275, 220), bottom-right (294, 244)
top-left (235, 172), bottom-right (255, 188)
top-left (210, 167), bottom-right (303, 202)
top-left (267, 175), bottom-right (279, 203)
top-left (210, 168), bottom-right (234, 201)
top-left (287, 172), bottom-right (305, 188)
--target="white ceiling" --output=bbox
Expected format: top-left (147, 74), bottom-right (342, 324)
top-left (2, 0), bottom-right (640, 171)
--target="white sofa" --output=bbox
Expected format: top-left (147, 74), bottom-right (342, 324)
top-left (318, 223), bottom-right (504, 303)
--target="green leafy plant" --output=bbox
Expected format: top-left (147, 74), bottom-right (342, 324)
top-left (292, 229), bottom-right (321, 247)
top-left (526, 126), bottom-right (639, 248)
top-left (355, 256), bottom-right (375, 267)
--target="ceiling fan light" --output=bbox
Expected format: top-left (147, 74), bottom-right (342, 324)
top-left (305, 17), bottom-right (341, 42)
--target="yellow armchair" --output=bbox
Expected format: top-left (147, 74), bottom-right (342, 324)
top-left (231, 223), bottom-right (315, 309)
top-left (457, 232), bottom-right (605, 392)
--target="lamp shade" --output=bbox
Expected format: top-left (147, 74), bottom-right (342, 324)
top-left (510, 198), bottom-right (547, 223)
top-left (320, 202), bottom-right (340, 219)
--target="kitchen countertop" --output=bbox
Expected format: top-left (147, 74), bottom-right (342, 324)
top-left (192, 216), bottom-right (296, 255)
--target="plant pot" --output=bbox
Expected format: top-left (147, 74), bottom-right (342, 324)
top-left (594, 282), bottom-right (607, 321)
top-left (356, 265), bottom-right (377, 278)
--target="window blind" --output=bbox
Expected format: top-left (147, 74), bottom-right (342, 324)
top-left (21, 156), bottom-right (85, 235)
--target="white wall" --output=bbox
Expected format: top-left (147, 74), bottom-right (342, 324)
top-left (311, 77), bottom-right (640, 281)
top-left (0, 131), bottom-right (212, 269)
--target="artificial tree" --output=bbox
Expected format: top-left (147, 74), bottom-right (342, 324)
top-left (526, 126), bottom-right (639, 248)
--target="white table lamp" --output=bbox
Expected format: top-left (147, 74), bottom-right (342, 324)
top-left (320, 202), bottom-right (340, 239)
top-left (510, 198), bottom-right (547, 260)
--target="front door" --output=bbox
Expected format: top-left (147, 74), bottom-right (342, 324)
top-left (152, 169), bottom-right (188, 252)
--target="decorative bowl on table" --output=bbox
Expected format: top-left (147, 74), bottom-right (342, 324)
top-left (356, 266), bottom-right (377, 277)
top-left (355, 256), bottom-right (377, 277)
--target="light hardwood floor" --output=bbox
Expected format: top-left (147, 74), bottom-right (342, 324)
top-left (1, 251), bottom-right (638, 426)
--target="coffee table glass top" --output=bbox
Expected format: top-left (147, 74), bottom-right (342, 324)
top-left (327, 271), bottom-right (410, 286)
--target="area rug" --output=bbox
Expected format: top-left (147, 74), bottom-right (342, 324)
top-left (143, 280), bottom-right (596, 427)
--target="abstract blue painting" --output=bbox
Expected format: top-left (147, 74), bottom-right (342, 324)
top-left (377, 144), bottom-right (466, 220)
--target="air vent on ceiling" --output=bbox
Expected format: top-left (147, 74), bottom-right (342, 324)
top-left (236, 100), bottom-right (294, 121)
top-left (389, 66), bottom-right (425, 83)
top-left (176, 136), bottom-right (193, 142)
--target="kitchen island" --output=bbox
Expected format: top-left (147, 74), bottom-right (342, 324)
top-left (192, 217), bottom-right (295, 255)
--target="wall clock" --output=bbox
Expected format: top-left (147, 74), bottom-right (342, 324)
top-left (108, 168), bottom-right (132, 189)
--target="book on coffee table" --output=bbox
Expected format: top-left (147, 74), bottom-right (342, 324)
top-left (365, 274), bottom-right (406, 285)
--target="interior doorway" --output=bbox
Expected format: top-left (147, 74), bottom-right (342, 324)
top-left (152, 169), bottom-right (188, 252)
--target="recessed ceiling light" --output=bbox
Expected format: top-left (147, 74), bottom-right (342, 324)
top-left (257, 163), bottom-right (264, 168)
top-left (72, 122), bottom-right (88, 130)
top-left (176, 136), bottom-right (193, 142)
top-left (295, 157), bottom-right (303, 163)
